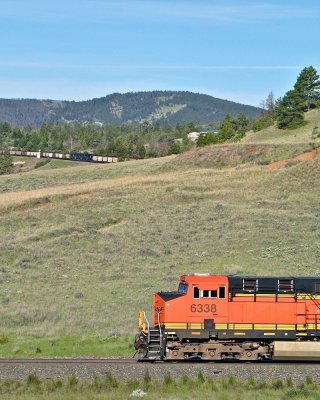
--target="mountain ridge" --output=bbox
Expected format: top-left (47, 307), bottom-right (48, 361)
top-left (0, 90), bottom-right (261, 127)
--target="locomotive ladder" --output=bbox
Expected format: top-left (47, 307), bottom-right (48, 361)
top-left (147, 312), bottom-right (163, 359)
top-left (147, 328), bottom-right (162, 359)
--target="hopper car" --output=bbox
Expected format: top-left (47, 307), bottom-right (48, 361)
top-left (134, 274), bottom-right (320, 361)
top-left (5, 150), bottom-right (118, 163)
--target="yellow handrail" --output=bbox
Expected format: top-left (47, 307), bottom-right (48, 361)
top-left (138, 308), bottom-right (148, 333)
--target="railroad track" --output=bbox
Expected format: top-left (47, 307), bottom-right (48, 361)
top-left (0, 357), bottom-right (319, 364)
top-left (0, 357), bottom-right (136, 364)
top-left (0, 357), bottom-right (319, 383)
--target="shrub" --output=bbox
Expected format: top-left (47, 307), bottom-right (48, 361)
top-left (247, 377), bottom-right (256, 387)
top-left (272, 379), bottom-right (284, 389)
top-left (127, 379), bottom-right (140, 391)
top-left (26, 374), bottom-right (41, 386)
top-left (0, 334), bottom-right (9, 344)
top-left (252, 115), bottom-right (274, 132)
top-left (104, 372), bottom-right (118, 388)
top-left (227, 375), bottom-right (238, 386)
top-left (305, 375), bottom-right (313, 385)
top-left (312, 126), bottom-right (320, 139)
top-left (164, 373), bottom-right (173, 386)
top-left (67, 376), bottom-right (78, 387)
top-left (197, 370), bottom-right (205, 384)
top-left (286, 377), bottom-right (293, 387)
top-left (143, 369), bottom-right (151, 388)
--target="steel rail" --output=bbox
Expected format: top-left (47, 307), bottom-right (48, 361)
top-left (0, 357), bottom-right (136, 364)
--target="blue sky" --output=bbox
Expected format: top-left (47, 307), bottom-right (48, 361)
top-left (1, 0), bottom-right (319, 106)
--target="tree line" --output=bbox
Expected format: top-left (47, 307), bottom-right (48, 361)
top-left (0, 121), bottom-right (200, 161)
top-left (253, 66), bottom-right (320, 131)
top-left (197, 66), bottom-right (320, 146)
top-left (1, 66), bottom-right (319, 175)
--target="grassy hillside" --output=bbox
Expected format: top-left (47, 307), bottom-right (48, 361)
top-left (243, 108), bottom-right (320, 144)
top-left (0, 140), bottom-right (319, 355)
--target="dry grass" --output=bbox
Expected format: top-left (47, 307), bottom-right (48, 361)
top-left (170, 143), bottom-right (316, 169)
top-left (0, 174), bottom-right (175, 212)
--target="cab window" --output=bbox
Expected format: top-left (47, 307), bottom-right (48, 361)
top-left (178, 283), bottom-right (188, 294)
top-left (193, 286), bottom-right (223, 299)
top-left (219, 286), bottom-right (226, 298)
top-left (193, 286), bottom-right (200, 298)
top-left (203, 289), bottom-right (217, 298)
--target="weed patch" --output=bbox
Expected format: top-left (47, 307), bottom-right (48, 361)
top-left (0, 375), bottom-right (318, 400)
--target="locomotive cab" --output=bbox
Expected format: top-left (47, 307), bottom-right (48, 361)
top-left (153, 274), bottom-right (229, 329)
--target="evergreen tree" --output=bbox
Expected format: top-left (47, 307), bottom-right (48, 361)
top-left (196, 133), bottom-right (219, 147)
top-left (0, 152), bottom-right (13, 175)
top-left (0, 122), bottom-right (12, 147)
top-left (275, 90), bottom-right (305, 129)
top-left (219, 115), bottom-right (237, 141)
top-left (294, 66), bottom-right (320, 111)
top-left (169, 141), bottom-right (182, 154)
top-left (235, 113), bottom-right (250, 137)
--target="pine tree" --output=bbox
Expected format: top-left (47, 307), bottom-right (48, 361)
top-left (219, 115), bottom-right (237, 141)
top-left (294, 66), bottom-right (320, 111)
top-left (0, 153), bottom-right (13, 175)
top-left (275, 90), bottom-right (305, 129)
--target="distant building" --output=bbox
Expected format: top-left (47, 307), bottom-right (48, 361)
top-left (200, 129), bottom-right (220, 135)
top-left (187, 131), bottom-right (201, 142)
top-left (187, 129), bottom-right (219, 142)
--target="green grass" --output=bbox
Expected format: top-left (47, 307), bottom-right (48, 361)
top-left (0, 374), bottom-right (318, 400)
top-left (0, 137), bottom-right (319, 355)
top-left (0, 334), bottom-right (133, 358)
top-left (34, 159), bottom-right (87, 170)
top-left (243, 108), bottom-right (320, 144)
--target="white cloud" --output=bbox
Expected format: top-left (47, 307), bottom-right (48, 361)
top-left (0, 60), bottom-right (311, 72)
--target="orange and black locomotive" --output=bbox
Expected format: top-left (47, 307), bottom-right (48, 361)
top-left (134, 274), bottom-right (320, 361)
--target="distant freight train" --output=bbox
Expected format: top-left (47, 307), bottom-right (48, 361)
top-left (135, 274), bottom-right (320, 361)
top-left (5, 150), bottom-right (118, 163)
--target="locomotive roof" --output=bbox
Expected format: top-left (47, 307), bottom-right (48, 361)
top-left (228, 276), bottom-right (320, 280)
top-left (182, 274), bottom-right (320, 280)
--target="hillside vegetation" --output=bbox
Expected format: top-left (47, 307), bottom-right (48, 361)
top-left (0, 124), bottom-right (319, 357)
top-left (0, 91), bottom-right (260, 127)
top-left (243, 108), bottom-right (320, 144)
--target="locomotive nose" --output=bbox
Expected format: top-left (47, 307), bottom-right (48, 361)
top-left (154, 294), bottom-right (165, 326)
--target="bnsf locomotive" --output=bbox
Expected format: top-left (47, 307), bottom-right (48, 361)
top-left (134, 274), bottom-right (320, 361)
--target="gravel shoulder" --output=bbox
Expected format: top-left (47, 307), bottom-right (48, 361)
top-left (0, 359), bottom-right (320, 383)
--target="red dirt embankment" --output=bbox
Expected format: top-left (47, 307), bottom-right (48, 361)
top-left (267, 147), bottom-right (320, 170)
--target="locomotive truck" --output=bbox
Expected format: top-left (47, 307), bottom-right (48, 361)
top-left (134, 274), bottom-right (320, 361)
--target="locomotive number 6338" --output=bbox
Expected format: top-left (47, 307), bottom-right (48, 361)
top-left (190, 304), bottom-right (216, 313)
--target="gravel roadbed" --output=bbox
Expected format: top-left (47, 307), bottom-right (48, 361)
top-left (1, 360), bottom-right (320, 383)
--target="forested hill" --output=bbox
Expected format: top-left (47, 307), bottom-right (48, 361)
top-left (0, 91), bottom-right (260, 127)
